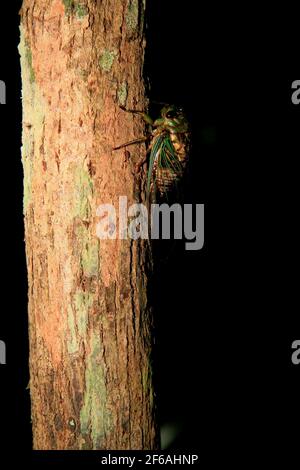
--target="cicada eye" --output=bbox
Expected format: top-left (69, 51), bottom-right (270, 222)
top-left (166, 110), bottom-right (176, 118)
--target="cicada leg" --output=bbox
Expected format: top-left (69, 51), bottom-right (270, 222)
top-left (113, 138), bottom-right (150, 173)
top-left (113, 136), bottom-right (148, 151)
top-left (119, 105), bottom-right (154, 125)
top-left (113, 107), bottom-right (153, 171)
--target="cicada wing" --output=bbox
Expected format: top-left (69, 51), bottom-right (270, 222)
top-left (156, 135), bottom-right (185, 202)
top-left (147, 133), bottom-right (165, 195)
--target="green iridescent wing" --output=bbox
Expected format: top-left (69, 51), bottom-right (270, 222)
top-left (147, 133), bottom-right (184, 196)
top-left (147, 133), bottom-right (165, 192)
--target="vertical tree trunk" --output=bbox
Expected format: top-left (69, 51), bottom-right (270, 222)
top-left (19, 0), bottom-right (159, 450)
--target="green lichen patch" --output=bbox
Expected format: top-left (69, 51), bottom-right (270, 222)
top-left (99, 50), bottom-right (117, 73)
top-left (117, 81), bottom-right (128, 107)
top-left (22, 157), bottom-right (33, 215)
top-left (81, 239), bottom-right (99, 277)
top-left (73, 166), bottom-right (94, 220)
top-left (74, 290), bottom-right (93, 336)
top-left (126, 0), bottom-right (139, 32)
top-left (67, 289), bottom-right (93, 354)
top-left (63, 0), bottom-right (74, 15)
top-left (80, 333), bottom-right (112, 447)
top-left (72, 166), bottom-right (99, 277)
top-left (19, 27), bottom-right (46, 214)
top-left (75, 3), bottom-right (88, 18)
top-left (63, 0), bottom-right (88, 18)
top-left (25, 45), bottom-right (35, 84)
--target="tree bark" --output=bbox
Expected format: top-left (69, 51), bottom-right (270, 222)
top-left (19, 0), bottom-right (159, 450)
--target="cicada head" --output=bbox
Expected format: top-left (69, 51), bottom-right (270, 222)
top-left (159, 105), bottom-right (189, 133)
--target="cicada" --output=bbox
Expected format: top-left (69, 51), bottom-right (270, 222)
top-left (114, 104), bottom-right (191, 201)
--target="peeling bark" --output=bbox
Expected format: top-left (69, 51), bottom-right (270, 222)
top-left (19, 0), bottom-right (159, 450)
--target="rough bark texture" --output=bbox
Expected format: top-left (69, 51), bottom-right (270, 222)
top-left (19, 0), bottom-right (159, 450)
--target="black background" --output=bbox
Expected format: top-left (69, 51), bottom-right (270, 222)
top-left (0, 0), bottom-right (299, 466)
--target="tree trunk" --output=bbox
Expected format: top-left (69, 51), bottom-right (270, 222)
top-left (19, 0), bottom-right (159, 450)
